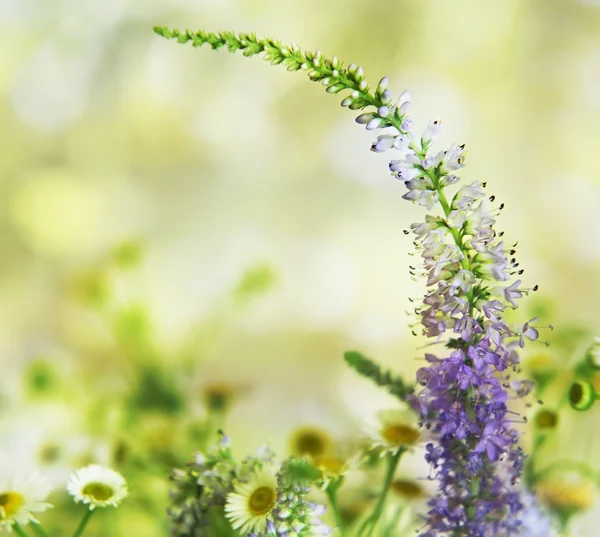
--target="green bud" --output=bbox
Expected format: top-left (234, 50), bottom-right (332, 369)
top-left (568, 380), bottom-right (598, 411)
top-left (586, 337), bottom-right (600, 369)
top-left (326, 84), bottom-right (346, 94)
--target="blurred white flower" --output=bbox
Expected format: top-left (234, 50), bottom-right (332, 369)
top-left (0, 472), bottom-right (52, 531)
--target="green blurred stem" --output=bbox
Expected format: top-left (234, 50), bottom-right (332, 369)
top-left (357, 448), bottom-right (404, 537)
top-left (325, 479), bottom-right (347, 537)
top-left (72, 508), bottom-right (95, 537)
top-left (382, 505), bottom-right (404, 537)
top-left (12, 523), bottom-right (30, 537)
top-left (30, 523), bottom-right (50, 537)
top-left (532, 459), bottom-right (600, 485)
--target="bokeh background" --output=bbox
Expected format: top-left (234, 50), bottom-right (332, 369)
top-left (1, 0), bottom-right (600, 535)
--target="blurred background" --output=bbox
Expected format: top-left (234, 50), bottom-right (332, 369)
top-left (1, 0), bottom-right (600, 535)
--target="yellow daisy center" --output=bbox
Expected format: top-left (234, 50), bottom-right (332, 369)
top-left (247, 486), bottom-right (276, 516)
top-left (0, 491), bottom-right (25, 519)
top-left (381, 424), bottom-right (420, 445)
top-left (290, 427), bottom-right (331, 458)
top-left (82, 482), bottom-right (115, 502)
top-left (315, 456), bottom-right (344, 475)
top-left (203, 383), bottom-right (236, 412)
top-left (534, 409), bottom-right (558, 429)
top-left (391, 479), bottom-right (425, 500)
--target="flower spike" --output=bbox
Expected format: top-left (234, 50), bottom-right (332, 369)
top-left (154, 27), bottom-right (546, 536)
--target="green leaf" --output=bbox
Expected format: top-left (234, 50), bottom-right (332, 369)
top-left (281, 458), bottom-right (322, 484)
top-left (344, 351), bottom-right (412, 401)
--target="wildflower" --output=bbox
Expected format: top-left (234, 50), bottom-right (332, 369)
top-left (289, 426), bottom-right (333, 459)
top-left (225, 467), bottom-right (278, 534)
top-left (357, 88), bottom-right (532, 535)
top-left (152, 29), bottom-right (541, 536)
top-left (536, 473), bottom-right (596, 521)
top-left (168, 435), bottom-right (238, 536)
top-left (0, 473), bottom-right (52, 531)
top-left (370, 410), bottom-right (421, 456)
top-left (390, 478), bottom-right (426, 502)
top-left (224, 456), bottom-right (332, 537)
top-left (271, 459), bottom-right (331, 537)
top-left (516, 493), bottom-right (558, 537)
top-left (66, 465), bottom-right (128, 509)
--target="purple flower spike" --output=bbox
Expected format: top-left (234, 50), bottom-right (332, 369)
top-left (358, 94), bottom-right (539, 535)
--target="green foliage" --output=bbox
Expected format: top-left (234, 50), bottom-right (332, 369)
top-left (111, 240), bottom-right (144, 269)
top-left (128, 364), bottom-right (184, 414)
top-left (24, 358), bottom-right (60, 396)
top-left (113, 305), bottom-right (155, 359)
top-left (280, 457), bottom-right (322, 485)
top-left (343, 351), bottom-right (412, 401)
top-left (233, 263), bottom-right (275, 304)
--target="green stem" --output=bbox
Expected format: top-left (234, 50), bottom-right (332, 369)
top-left (325, 480), bottom-right (347, 537)
top-left (72, 508), bottom-right (95, 537)
top-left (382, 505), bottom-right (404, 537)
top-left (532, 459), bottom-right (600, 486)
top-left (12, 522), bottom-right (30, 537)
top-left (30, 523), bottom-right (50, 537)
top-left (357, 449), bottom-right (404, 537)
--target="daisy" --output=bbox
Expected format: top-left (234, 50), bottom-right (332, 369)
top-left (536, 472), bottom-right (596, 521)
top-left (370, 410), bottom-right (422, 456)
top-left (289, 426), bottom-right (333, 459)
top-left (225, 467), bottom-right (277, 535)
top-left (0, 472), bottom-right (52, 531)
top-left (66, 465), bottom-right (128, 509)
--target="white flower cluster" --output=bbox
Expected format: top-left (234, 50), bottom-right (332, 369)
top-left (0, 464), bottom-right (126, 532)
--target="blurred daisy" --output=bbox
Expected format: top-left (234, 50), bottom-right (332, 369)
top-left (390, 478), bottom-right (427, 502)
top-left (370, 410), bottom-right (422, 455)
top-left (289, 426), bottom-right (333, 459)
top-left (0, 472), bottom-right (52, 531)
top-left (66, 465), bottom-right (127, 509)
top-left (536, 472), bottom-right (596, 521)
top-left (225, 468), bottom-right (277, 534)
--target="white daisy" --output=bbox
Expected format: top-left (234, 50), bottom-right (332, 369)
top-left (66, 465), bottom-right (127, 509)
top-left (0, 472), bottom-right (52, 531)
top-left (225, 468), bottom-right (277, 535)
top-left (370, 409), bottom-right (422, 456)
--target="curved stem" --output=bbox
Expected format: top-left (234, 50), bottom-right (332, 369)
top-left (72, 508), bottom-right (95, 537)
top-left (12, 523), bottom-right (30, 537)
top-left (325, 479), bottom-right (347, 537)
top-left (30, 523), bottom-right (50, 537)
top-left (356, 448), bottom-right (404, 537)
